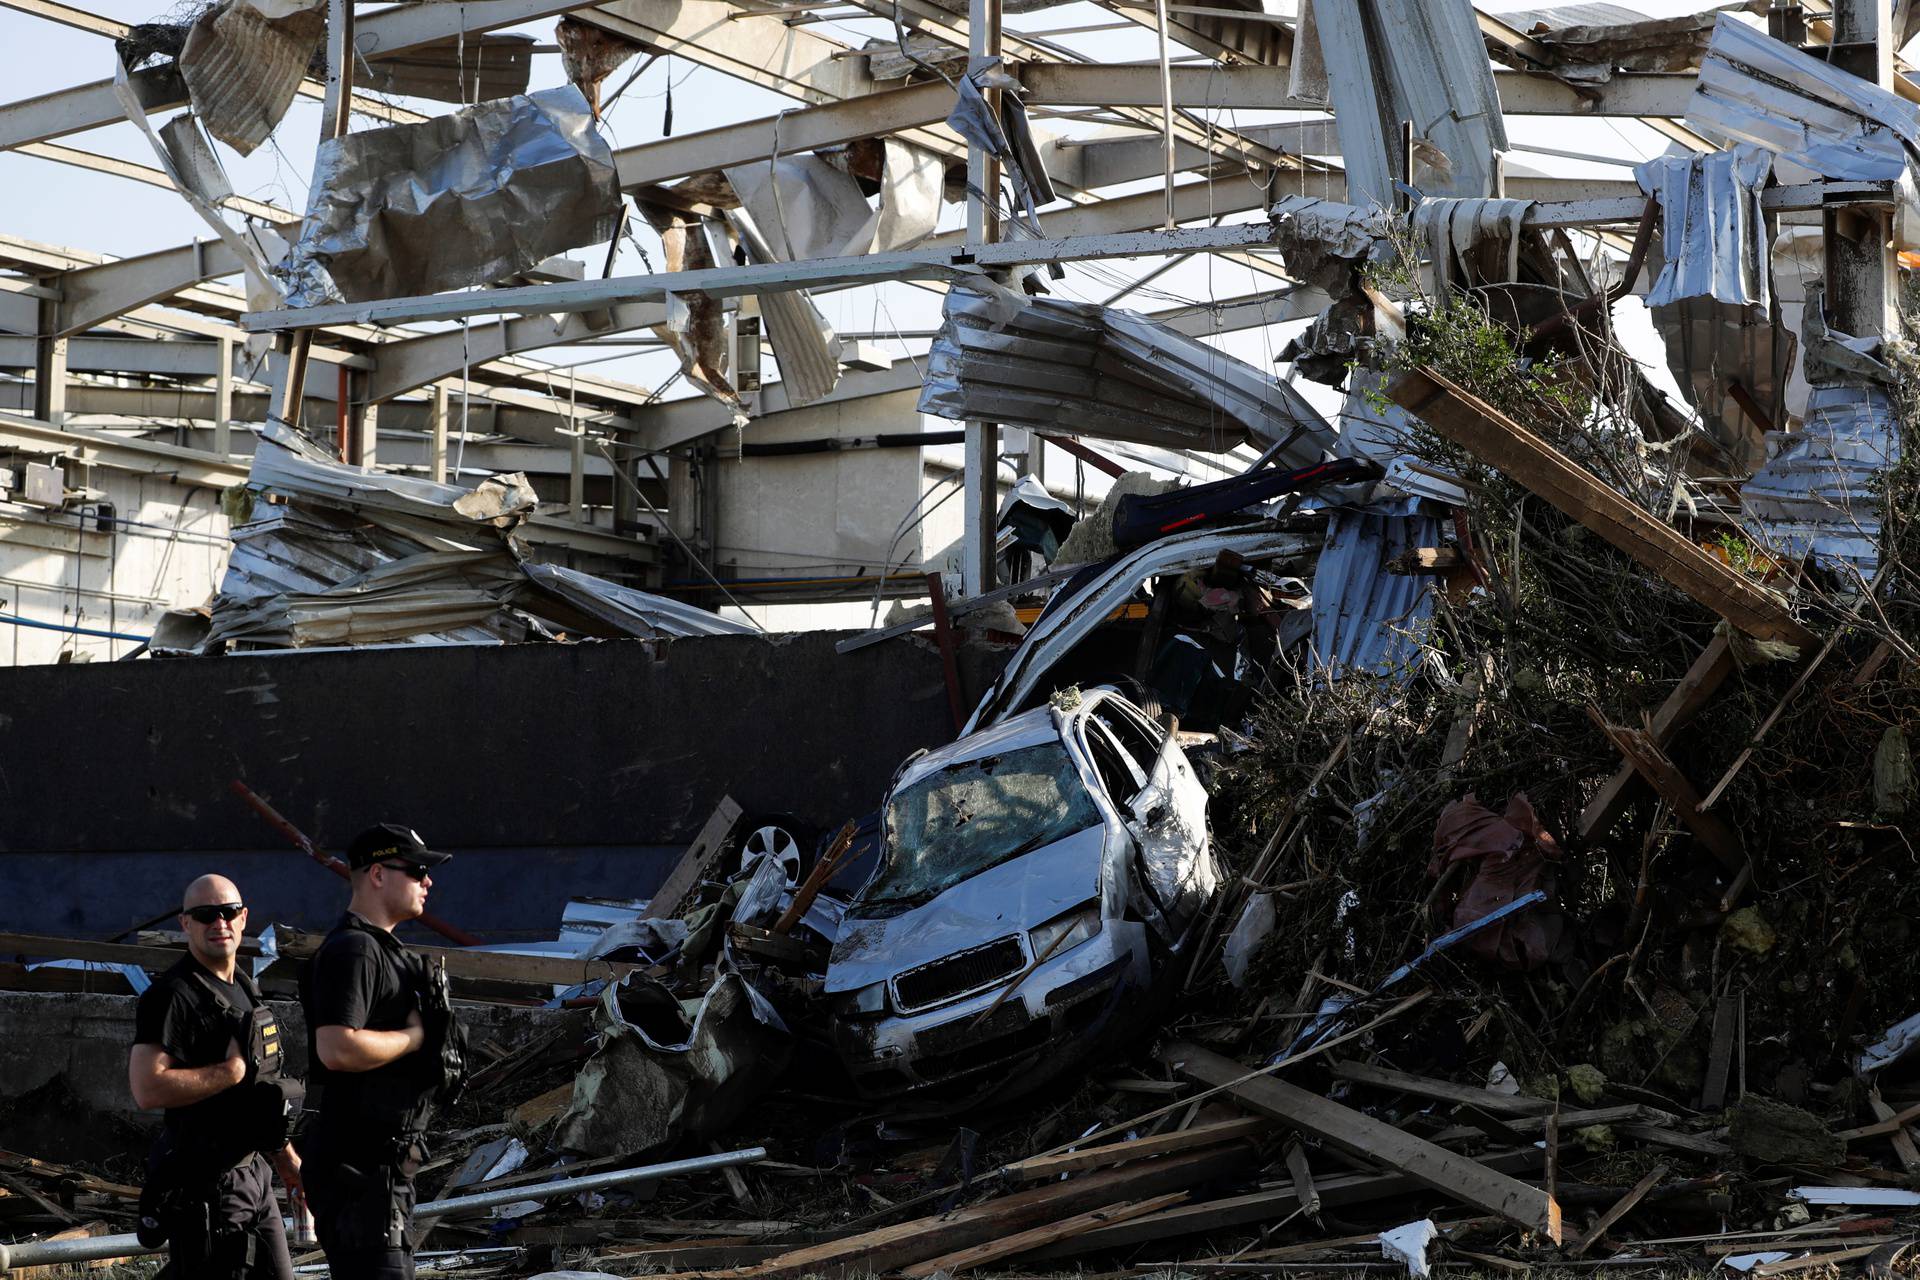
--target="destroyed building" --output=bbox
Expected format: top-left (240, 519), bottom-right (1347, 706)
top-left (2, 0), bottom-right (1920, 1276)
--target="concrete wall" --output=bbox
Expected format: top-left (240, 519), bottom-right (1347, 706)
top-left (0, 462), bottom-right (229, 665)
top-left (0, 629), bottom-right (1006, 937)
top-left (0, 989), bottom-right (561, 1132)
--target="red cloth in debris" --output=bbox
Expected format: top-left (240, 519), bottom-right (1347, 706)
top-left (1428, 792), bottom-right (1567, 972)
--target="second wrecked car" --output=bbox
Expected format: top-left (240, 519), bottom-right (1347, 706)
top-left (824, 688), bottom-right (1216, 1102)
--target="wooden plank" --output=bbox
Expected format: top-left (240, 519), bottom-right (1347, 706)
top-left (1432, 1104), bottom-right (1676, 1144)
top-left (1591, 715), bottom-right (1746, 873)
top-left (0, 931), bottom-right (187, 970)
top-left (1567, 1163), bottom-right (1667, 1256)
top-left (1165, 1042), bottom-right (1562, 1241)
top-left (642, 794), bottom-right (744, 921)
top-left (1580, 634), bottom-right (1735, 840)
top-left (1868, 1091), bottom-right (1920, 1173)
top-left (1615, 1123), bottom-right (1732, 1157)
top-left (1702, 995), bottom-right (1739, 1111)
top-left (509, 1082), bottom-right (574, 1129)
top-left (1005, 1118), bottom-right (1270, 1182)
top-left (1328, 1060), bottom-right (1556, 1117)
top-left (901, 1193), bottom-right (1188, 1276)
top-left (1284, 1141), bottom-right (1318, 1217)
top-left (655, 1145), bottom-right (1253, 1280)
top-left (273, 927), bottom-right (643, 987)
top-left (1029, 1147), bottom-right (1546, 1260)
top-left (1390, 369), bottom-right (1816, 651)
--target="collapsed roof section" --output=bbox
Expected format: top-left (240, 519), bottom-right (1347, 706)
top-left (919, 282), bottom-right (1337, 460)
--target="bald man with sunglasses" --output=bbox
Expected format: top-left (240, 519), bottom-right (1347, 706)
top-left (129, 874), bottom-right (303, 1280)
top-left (297, 824), bottom-right (464, 1280)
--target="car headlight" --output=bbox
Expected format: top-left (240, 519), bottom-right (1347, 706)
top-left (1029, 902), bottom-right (1102, 960)
top-left (844, 982), bottom-right (888, 1016)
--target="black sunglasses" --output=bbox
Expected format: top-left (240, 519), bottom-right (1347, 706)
top-left (378, 860), bottom-right (431, 881)
top-left (184, 903), bottom-right (245, 925)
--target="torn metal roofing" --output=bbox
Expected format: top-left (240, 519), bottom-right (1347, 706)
top-left (521, 563), bottom-right (756, 639)
top-left (919, 282), bottom-right (1338, 458)
top-left (1312, 0), bottom-right (1508, 207)
top-left (1742, 381), bottom-right (1900, 578)
top-left (1637, 145), bottom-right (1771, 310)
top-left (1687, 13), bottom-right (1920, 181)
top-left (278, 85), bottom-right (622, 306)
top-left (1310, 502), bottom-right (1442, 680)
top-left (177, 0), bottom-right (322, 156)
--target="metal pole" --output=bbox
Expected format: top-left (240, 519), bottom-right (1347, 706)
top-left (1153, 0), bottom-right (1176, 230)
top-left (960, 0), bottom-right (1003, 599)
top-left (0, 1147), bottom-right (769, 1271)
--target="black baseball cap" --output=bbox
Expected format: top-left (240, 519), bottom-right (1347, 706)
top-left (345, 823), bottom-right (452, 871)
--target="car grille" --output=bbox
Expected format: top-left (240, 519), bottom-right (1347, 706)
top-left (892, 935), bottom-right (1026, 1011)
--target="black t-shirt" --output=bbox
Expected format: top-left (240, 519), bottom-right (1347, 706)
top-left (304, 913), bottom-right (430, 1140)
top-left (133, 956), bottom-right (256, 1136)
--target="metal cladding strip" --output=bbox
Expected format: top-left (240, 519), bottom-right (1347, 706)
top-left (241, 223), bottom-right (1284, 330)
top-left (1741, 381), bottom-right (1901, 578)
top-left (0, 1147), bottom-right (771, 1271)
top-left (1686, 12), bottom-right (1920, 181)
top-left (1636, 145), bottom-right (1772, 310)
top-left (1309, 502), bottom-right (1445, 681)
top-left (962, 525), bottom-right (1318, 733)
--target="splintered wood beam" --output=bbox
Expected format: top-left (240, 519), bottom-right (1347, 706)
top-left (1580, 633), bottom-right (1736, 841)
top-left (1587, 709), bottom-right (1746, 873)
top-left (1327, 1060), bottom-right (1557, 1117)
top-left (642, 795), bottom-right (744, 921)
top-left (1165, 1042), bottom-right (1563, 1242)
top-left (1567, 1162), bottom-right (1668, 1257)
top-left (1004, 1117), bottom-right (1270, 1182)
top-left (1389, 369), bottom-right (1816, 652)
top-left (901, 1192), bottom-right (1188, 1276)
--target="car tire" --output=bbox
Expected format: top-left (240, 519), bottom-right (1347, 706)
top-left (735, 813), bottom-right (817, 888)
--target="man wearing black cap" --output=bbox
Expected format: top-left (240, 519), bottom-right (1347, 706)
top-left (297, 824), bottom-right (463, 1280)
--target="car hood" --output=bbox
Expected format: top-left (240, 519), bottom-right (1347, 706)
top-left (824, 823), bottom-right (1106, 994)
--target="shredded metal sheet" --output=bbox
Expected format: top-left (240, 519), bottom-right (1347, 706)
top-left (919, 282), bottom-right (1337, 456)
top-left (1687, 13), bottom-right (1920, 181)
top-left (1310, 501), bottom-right (1442, 680)
top-left (1741, 381), bottom-right (1900, 578)
top-left (1637, 145), bottom-right (1771, 310)
top-left (279, 86), bottom-right (621, 306)
top-left (522, 562), bottom-right (755, 638)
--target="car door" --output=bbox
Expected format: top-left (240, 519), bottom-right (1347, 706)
top-left (1091, 697), bottom-right (1215, 940)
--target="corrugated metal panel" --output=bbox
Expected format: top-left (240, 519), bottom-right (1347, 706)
top-left (177, 0), bottom-right (322, 156)
top-left (1494, 4), bottom-right (1646, 27)
top-left (1637, 145), bottom-right (1771, 310)
top-left (1310, 503), bottom-right (1442, 679)
top-left (522, 563), bottom-right (756, 638)
top-left (920, 283), bottom-right (1336, 459)
top-left (1313, 0), bottom-right (1507, 208)
top-left (1741, 382), bottom-right (1900, 577)
top-left (1687, 13), bottom-right (1920, 180)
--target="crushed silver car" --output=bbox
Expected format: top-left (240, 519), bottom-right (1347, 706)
top-left (825, 688), bottom-right (1216, 1102)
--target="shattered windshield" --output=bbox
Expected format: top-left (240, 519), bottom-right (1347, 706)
top-left (860, 742), bottom-right (1101, 909)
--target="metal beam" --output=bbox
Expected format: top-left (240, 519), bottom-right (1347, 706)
top-left (0, 407), bottom-right (248, 484)
top-left (18, 141), bottom-right (289, 223)
top-left (0, 0), bottom-right (612, 152)
top-left (366, 305), bottom-right (669, 403)
top-left (57, 237), bottom-right (264, 336)
top-left (244, 223), bottom-right (1289, 331)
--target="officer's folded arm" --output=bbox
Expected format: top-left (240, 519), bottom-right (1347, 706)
top-left (127, 1042), bottom-right (246, 1110)
top-left (314, 1010), bottom-right (425, 1072)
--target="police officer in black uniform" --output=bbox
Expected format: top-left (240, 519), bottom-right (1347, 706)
top-left (129, 873), bottom-right (304, 1280)
top-left (298, 824), bottom-right (466, 1280)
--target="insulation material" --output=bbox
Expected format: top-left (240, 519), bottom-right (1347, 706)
top-left (1523, 11), bottom-right (1716, 82)
top-left (1741, 381), bottom-right (1900, 578)
top-left (358, 34), bottom-right (536, 106)
top-left (1309, 501), bottom-right (1441, 680)
top-left (176, 0), bottom-right (322, 156)
top-left (555, 15), bottom-right (645, 118)
top-left (723, 205), bottom-right (843, 408)
top-left (1688, 13), bottom-right (1920, 181)
top-left (921, 282), bottom-right (1337, 457)
top-left (1311, 0), bottom-right (1507, 208)
top-left (279, 86), bottom-right (622, 306)
top-left (1427, 793), bottom-right (1569, 973)
top-left (638, 203), bottom-right (745, 420)
top-left (1636, 145), bottom-right (1771, 310)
